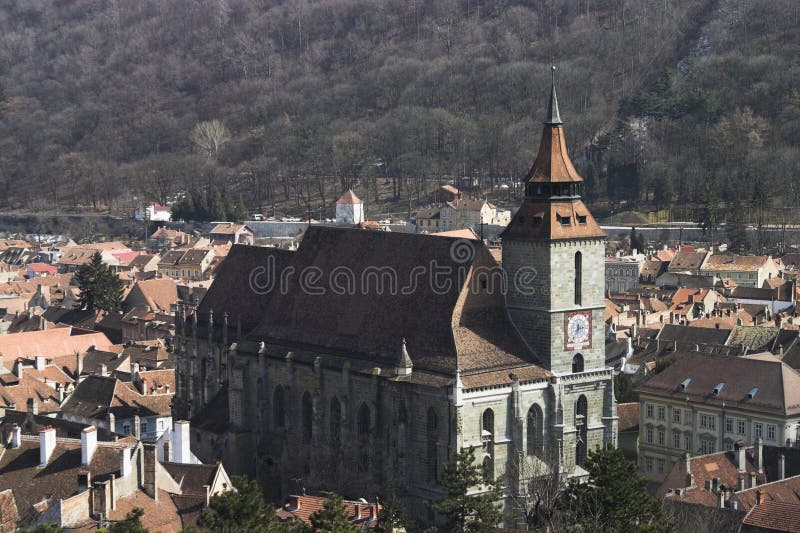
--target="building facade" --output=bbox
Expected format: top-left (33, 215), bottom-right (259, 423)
top-left (173, 76), bottom-right (616, 526)
top-left (636, 352), bottom-right (800, 481)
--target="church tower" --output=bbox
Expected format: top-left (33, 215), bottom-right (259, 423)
top-left (502, 67), bottom-right (606, 376)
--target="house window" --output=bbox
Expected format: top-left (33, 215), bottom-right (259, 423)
top-left (646, 427), bottom-right (653, 444)
top-left (657, 459), bottom-right (665, 474)
top-left (754, 423), bottom-right (763, 439)
top-left (767, 424), bottom-right (776, 441)
top-left (141, 421), bottom-right (148, 434)
top-left (738, 419), bottom-right (746, 435)
top-left (684, 435), bottom-right (691, 451)
top-left (674, 432), bottom-right (681, 449)
top-left (672, 409), bottom-right (681, 424)
top-left (726, 418), bottom-right (734, 433)
top-left (684, 410), bottom-right (692, 425)
top-left (122, 424), bottom-right (131, 435)
top-left (657, 406), bottom-right (665, 421)
top-left (645, 456), bottom-right (653, 472)
top-left (574, 252), bottom-right (582, 306)
top-left (700, 438), bottom-right (716, 454)
top-left (658, 430), bottom-right (665, 447)
top-left (700, 414), bottom-right (716, 430)
top-left (646, 404), bottom-right (654, 419)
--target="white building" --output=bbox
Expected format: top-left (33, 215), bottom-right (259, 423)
top-left (335, 190), bottom-right (365, 224)
top-left (135, 203), bottom-right (172, 222)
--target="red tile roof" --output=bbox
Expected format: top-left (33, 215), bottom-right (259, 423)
top-left (742, 499), bottom-right (800, 532)
top-left (0, 328), bottom-right (114, 359)
top-left (336, 189), bottom-right (362, 204)
top-left (277, 495), bottom-right (381, 528)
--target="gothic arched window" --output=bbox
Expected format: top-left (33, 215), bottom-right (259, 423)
top-left (273, 386), bottom-right (285, 429)
top-left (301, 391), bottom-right (312, 444)
top-left (357, 403), bottom-right (371, 436)
top-left (330, 397), bottom-right (341, 446)
top-left (482, 409), bottom-right (494, 441)
top-left (427, 407), bottom-right (438, 482)
top-left (482, 454), bottom-right (494, 482)
top-left (527, 404), bottom-right (544, 458)
top-left (572, 353), bottom-right (584, 373)
top-left (574, 251), bottom-right (583, 306)
top-left (575, 395), bottom-right (588, 466)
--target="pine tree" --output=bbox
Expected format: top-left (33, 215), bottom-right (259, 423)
top-left (209, 187), bottom-right (227, 221)
top-left (432, 447), bottom-right (502, 533)
top-left (106, 507), bottom-right (149, 533)
top-left (199, 475), bottom-right (280, 533)
top-left (726, 199), bottom-right (749, 254)
top-left (308, 494), bottom-right (360, 533)
top-left (629, 226), bottom-right (645, 253)
top-left (74, 251), bottom-right (124, 312)
top-left (559, 445), bottom-right (671, 532)
top-left (698, 180), bottom-right (721, 250)
top-left (234, 195), bottom-right (249, 222)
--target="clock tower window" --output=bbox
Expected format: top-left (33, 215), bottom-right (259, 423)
top-left (572, 353), bottom-right (584, 373)
top-left (574, 251), bottom-right (582, 306)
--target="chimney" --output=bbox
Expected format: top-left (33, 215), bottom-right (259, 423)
top-left (685, 453), bottom-right (693, 486)
top-left (120, 447), bottom-right (132, 477)
top-left (718, 490), bottom-right (725, 509)
top-left (76, 352), bottom-right (83, 380)
top-left (756, 489), bottom-right (764, 505)
top-left (107, 412), bottom-right (116, 433)
top-left (736, 441), bottom-right (746, 472)
top-left (173, 420), bottom-right (191, 464)
top-left (779, 454), bottom-right (786, 480)
top-left (99, 364), bottom-right (108, 377)
top-left (756, 438), bottom-right (764, 473)
top-left (35, 355), bottom-right (46, 371)
top-left (355, 503), bottom-right (362, 520)
top-left (78, 471), bottom-right (91, 491)
top-left (14, 359), bottom-right (23, 378)
top-left (39, 426), bottom-right (56, 466)
top-left (27, 397), bottom-right (38, 416)
top-left (10, 424), bottom-right (21, 448)
top-left (133, 415), bottom-right (141, 440)
top-left (109, 473), bottom-right (117, 510)
top-left (81, 426), bottom-right (97, 465)
top-left (750, 471), bottom-right (757, 488)
top-left (737, 475), bottom-right (745, 492)
top-left (712, 477), bottom-right (720, 493)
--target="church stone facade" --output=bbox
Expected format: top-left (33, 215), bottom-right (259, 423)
top-left (173, 76), bottom-right (616, 525)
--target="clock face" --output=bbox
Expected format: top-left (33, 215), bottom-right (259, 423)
top-left (565, 311), bottom-right (592, 350)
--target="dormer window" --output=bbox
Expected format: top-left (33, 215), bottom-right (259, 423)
top-left (680, 378), bottom-right (691, 390)
top-left (747, 387), bottom-right (758, 399)
top-left (577, 215), bottom-right (587, 224)
top-left (533, 215), bottom-right (544, 225)
top-left (712, 383), bottom-right (725, 395)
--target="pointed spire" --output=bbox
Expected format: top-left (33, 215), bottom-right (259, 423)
top-left (545, 65), bottom-right (562, 126)
top-left (396, 338), bottom-right (413, 377)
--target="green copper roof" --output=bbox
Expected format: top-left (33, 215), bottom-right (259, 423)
top-left (545, 65), bottom-right (563, 126)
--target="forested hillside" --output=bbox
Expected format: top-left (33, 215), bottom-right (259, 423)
top-left (0, 0), bottom-right (796, 220)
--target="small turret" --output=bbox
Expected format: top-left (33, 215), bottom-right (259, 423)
top-left (396, 338), bottom-right (413, 377)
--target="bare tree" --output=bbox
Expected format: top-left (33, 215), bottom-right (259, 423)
top-left (505, 450), bottom-right (571, 531)
top-left (190, 119), bottom-right (231, 160)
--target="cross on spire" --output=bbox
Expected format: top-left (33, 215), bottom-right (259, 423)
top-left (545, 65), bottom-right (562, 126)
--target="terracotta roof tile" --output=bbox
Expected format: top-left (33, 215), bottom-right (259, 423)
top-left (742, 499), bottom-right (800, 532)
top-left (702, 255), bottom-right (771, 272)
top-left (336, 190), bottom-right (362, 204)
top-left (501, 199), bottom-right (605, 241)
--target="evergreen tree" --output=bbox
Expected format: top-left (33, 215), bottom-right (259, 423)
top-left (432, 447), bottom-right (502, 533)
top-left (209, 187), bottom-right (227, 221)
top-left (234, 195), bottom-right (249, 222)
top-left (726, 199), bottom-right (749, 253)
top-left (308, 494), bottom-right (360, 533)
top-left (74, 251), bottom-right (124, 312)
top-left (629, 226), bottom-right (645, 253)
top-left (698, 180), bottom-right (721, 250)
top-left (17, 525), bottom-right (63, 533)
top-left (199, 475), bottom-right (279, 533)
top-left (653, 177), bottom-right (673, 211)
top-left (379, 490), bottom-right (413, 533)
top-left (559, 445), bottom-right (670, 532)
top-left (106, 507), bottom-right (149, 533)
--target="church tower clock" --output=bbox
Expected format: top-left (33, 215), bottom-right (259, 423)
top-left (502, 67), bottom-right (606, 376)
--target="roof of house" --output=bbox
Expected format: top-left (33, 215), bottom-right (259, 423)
top-left (727, 326), bottom-right (781, 352)
top-left (617, 402), bottom-right (639, 433)
top-left (110, 488), bottom-right (183, 533)
top-left (669, 251), bottom-right (709, 271)
top-left (0, 372), bottom-right (62, 412)
top-left (61, 375), bottom-right (173, 420)
top-left (0, 489), bottom-right (19, 532)
top-left (159, 250), bottom-right (186, 266)
top-left (656, 324), bottom-right (732, 347)
top-left (742, 499), bottom-right (800, 532)
top-left (247, 226), bottom-right (539, 377)
top-left (641, 260), bottom-right (668, 278)
top-left (660, 446), bottom-right (765, 499)
top-left (129, 254), bottom-right (158, 269)
top-left (0, 435), bottom-right (131, 525)
top-left (702, 255), bottom-right (770, 272)
top-left (736, 475), bottom-right (800, 513)
top-left (127, 278), bottom-right (179, 313)
top-left (26, 263), bottom-right (58, 274)
top-left (161, 462), bottom-right (220, 495)
top-left (210, 223), bottom-right (249, 235)
top-left (336, 189), bottom-right (362, 204)
top-left (413, 207), bottom-right (441, 220)
top-left (637, 352), bottom-right (800, 416)
top-left (0, 327), bottom-right (114, 359)
top-left (277, 495), bottom-right (381, 528)
top-left (431, 228), bottom-right (479, 240)
top-left (444, 199), bottom-right (490, 212)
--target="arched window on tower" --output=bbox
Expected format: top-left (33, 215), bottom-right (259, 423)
top-left (273, 386), bottom-right (285, 429)
top-left (329, 397), bottom-right (341, 447)
top-left (427, 408), bottom-right (438, 482)
top-left (357, 403), bottom-right (371, 473)
top-left (482, 454), bottom-right (494, 482)
top-left (572, 353), bottom-right (584, 373)
top-left (301, 391), bottom-right (312, 444)
top-left (527, 404), bottom-right (544, 458)
top-left (575, 395), bottom-right (588, 466)
top-left (574, 251), bottom-right (583, 306)
top-left (481, 409), bottom-right (494, 442)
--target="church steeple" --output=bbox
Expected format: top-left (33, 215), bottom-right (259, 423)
top-left (545, 66), bottom-right (562, 126)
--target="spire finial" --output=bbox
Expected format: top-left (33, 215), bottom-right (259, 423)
top-left (545, 65), bottom-right (562, 126)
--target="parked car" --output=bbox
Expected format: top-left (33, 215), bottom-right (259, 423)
top-left (251, 213), bottom-right (266, 221)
